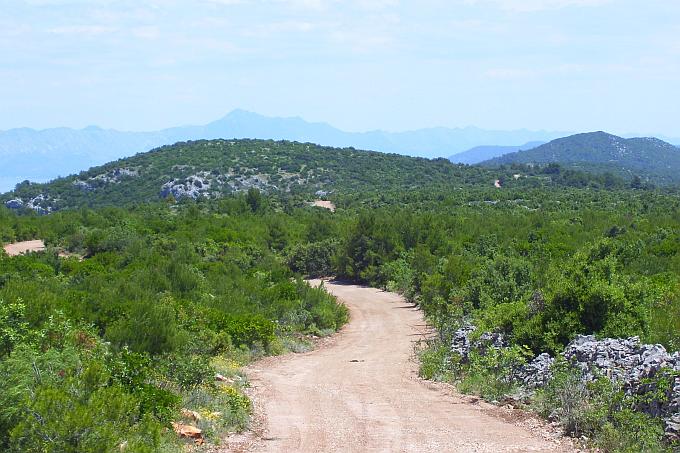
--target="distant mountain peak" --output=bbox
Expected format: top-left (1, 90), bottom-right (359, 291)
top-left (0, 110), bottom-right (569, 192)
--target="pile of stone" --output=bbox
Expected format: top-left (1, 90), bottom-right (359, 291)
top-left (450, 324), bottom-right (476, 361)
top-left (449, 326), bottom-right (680, 440)
top-left (563, 335), bottom-right (680, 440)
top-left (516, 353), bottom-right (554, 389)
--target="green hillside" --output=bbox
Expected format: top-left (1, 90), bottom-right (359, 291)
top-left (481, 132), bottom-right (680, 185)
top-left (1, 139), bottom-right (476, 211)
top-left (1, 138), bottom-right (641, 212)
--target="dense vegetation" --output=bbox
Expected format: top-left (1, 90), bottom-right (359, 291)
top-left (0, 199), bottom-right (347, 451)
top-left (1, 138), bottom-right (650, 214)
top-left (482, 131), bottom-right (680, 185)
top-left (331, 187), bottom-right (680, 451)
top-left (1, 139), bottom-right (679, 451)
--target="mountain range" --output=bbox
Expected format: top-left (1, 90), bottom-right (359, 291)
top-left (481, 131), bottom-right (680, 185)
top-left (449, 141), bottom-right (545, 164)
top-left (0, 110), bottom-right (569, 192)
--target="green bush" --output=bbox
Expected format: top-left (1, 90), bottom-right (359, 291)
top-left (418, 341), bottom-right (459, 382)
top-left (458, 345), bottom-right (531, 401)
top-left (533, 360), bottom-right (669, 452)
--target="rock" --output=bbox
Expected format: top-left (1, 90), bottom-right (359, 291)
top-left (475, 332), bottom-right (506, 351)
top-left (450, 329), bottom-right (680, 435)
top-left (160, 173), bottom-right (213, 200)
top-left (562, 335), bottom-right (680, 434)
top-left (665, 413), bottom-right (680, 441)
top-left (171, 422), bottom-right (202, 439)
top-left (450, 324), bottom-right (476, 361)
top-left (516, 353), bottom-right (554, 389)
top-left (72, 180), bottom-right (93, 191)
top-left (5, 199), bottom-right (23, 209)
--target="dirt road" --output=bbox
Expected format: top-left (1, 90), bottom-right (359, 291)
top-left (3, 239), bottom-right (46, 256)
top-left (240, 281), bottom-right (572, 453)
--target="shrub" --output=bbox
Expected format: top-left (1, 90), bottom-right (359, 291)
top-left (135, 384), bottom-right (180, 425)
top-left (418, 341), bottom-right (459, 382)
top-left (212, 314), bottom-right (276, 348)
top-left (533, 360), bottom-right (669, 452)
top-left (458, 345), bottom-right (531, 401)
top-left (0, 300), bottom-right (30, 357)
top-left (162, 354), bottom-right (214, 391)
top-left (106, 297), bottom-right (185, 355)
top-left (286, 239), bottom-right (338, 278)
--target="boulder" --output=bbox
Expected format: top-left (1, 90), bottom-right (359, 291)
top-left (5, 199), bottom-right (23, 209)
top-left (171, 422), bottom-right (202, 439)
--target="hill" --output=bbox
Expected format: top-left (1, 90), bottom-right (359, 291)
top-left (481, 131), bottom-right (680, 185)
top-left (449, 141), bottom-right (544, 164)
top-left (0, 110), bottom-right (568, 192)
top-left (0, 139), bottom-right (490, 212)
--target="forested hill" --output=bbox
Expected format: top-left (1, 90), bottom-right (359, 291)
top-left (1, 138), bottom-right (652, 213)
top-left (0, 139), bottom-right (478, 211)
top-left (481, 132), bottom-right (680, 185)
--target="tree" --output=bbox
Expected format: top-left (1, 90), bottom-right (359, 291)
top-left (246, 188), bottom-right (262, 213)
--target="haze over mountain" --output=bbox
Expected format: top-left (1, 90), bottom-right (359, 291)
top-left (0, 110), bottom-right (569, 192)
top-left (449, 141), bottom-right (545, 165)
top-left (481, 132), bottom-right (680, 185)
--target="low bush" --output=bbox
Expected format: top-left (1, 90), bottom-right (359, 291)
top-left (533, 360), bottom-right (670, 452)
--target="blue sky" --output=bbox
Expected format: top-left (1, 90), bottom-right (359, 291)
top-left (1, 0), bottom-right (679, 136)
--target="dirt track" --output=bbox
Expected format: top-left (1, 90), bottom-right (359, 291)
top-left (2, 239), bottom-right (46, 256)
top-left (236, 281), bottom-right (573, 453)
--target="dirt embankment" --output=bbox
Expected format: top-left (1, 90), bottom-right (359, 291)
top-left (225, 281), bottom-right (574, 453)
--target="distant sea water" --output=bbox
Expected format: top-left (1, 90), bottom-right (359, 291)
top-left (0, 177), bottom-right (49, 194)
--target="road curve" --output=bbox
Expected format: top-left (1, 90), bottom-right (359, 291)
top-left (242, 280), bottom-right (571, 453)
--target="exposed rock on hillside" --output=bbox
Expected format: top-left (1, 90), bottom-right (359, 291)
top-left (4, 193), bottom-right (57, 214)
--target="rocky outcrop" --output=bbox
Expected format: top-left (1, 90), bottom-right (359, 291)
top-left (71, 167), bottom-right (140, 191)
top-left (72, 180), bottom-right (94, 191)
top-left (5, 199), bottom-right (23, 209)
top-left (160, 173), bottom-right (213, 200)
top-left (5, 194), bottom-right (56, 214)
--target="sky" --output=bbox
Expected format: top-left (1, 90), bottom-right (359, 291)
top-left (1, 0), bottom-right (679, 136)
